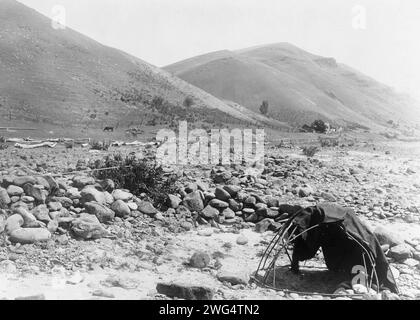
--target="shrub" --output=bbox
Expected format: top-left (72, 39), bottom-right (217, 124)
top-left (90, 139), bottom-right (110, 151)
top-left (183, 96), bottom-right (194, 108)
top-left (259, 100), bottom-right (269, 115)
top-left (319, 137), bottom-right (339, 147)
top-left (302, 146), bottom-right (319, 157)
top-left (93, 154), bottom-right (178, 209)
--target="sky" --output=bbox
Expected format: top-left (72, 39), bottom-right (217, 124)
top-left (18, 0), bottom-right (420, 100)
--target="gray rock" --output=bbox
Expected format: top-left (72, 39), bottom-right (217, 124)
top-left (111, 200), bottom-right (131, 218)
top-left (215, 187), bottom-right (232, 201)
top-left (112, 189), bottom-right (133, 201)
top-left (321, 192), bottom-right (337, 202)
top-left (84, 202), bottom-right (115, 223)
top-left (35, 177), bottom-right (50, 190)
top-left (255, 203), bottom-right (268, 216)
top-left (81, 186), bottom-right (106, 205)
top-left (183, 191), bottom-right (204, 212)
top-left (65, 188), bottom-right (81, 199)
top-left (209, 199), bottom-right (229, 209)
top-left (200, 205), bottom-right (219, 219)
top-left (236, 235), bottom-right (249, 245)
top-left (6, 185), bottom-right (24, 197)
top-left (137, 201), bottom-right (158, 216)
top-left (298, 186), bottom-right (313, 197)
top-left (47, 219), bottom-right (59, 233)
top-left (189, 252), bottom-right (211, 269)
top-left (32, 205), bottom-right (51, 223)
top-left (228, 199), bottom-right (241, 212)
top-left (13, 176), bottom-right (36, 187)
top-left (176, 205), bottom-right (192, 217)
top-left (71, 214), bottom-right (110, 240)
top-left (244, 196), bottom-right (257, 206)
top-left (223, 185), bottom-right (241, 197)
top-left (14, 206), bottom-right (39, 227)
top-left (266, 208), bottom-right (280, 219)
top-left (5, 214), bottom-right (24, 234)
top-left (51, 196), bottom-right (73, 208)
top-left (98, 179), bottom-right (115, 192)
top-left (48, 202), bottom-right (62, 212)
top-left (9, 228), bottom-right (51, 244)
top-left (23, 184), bottom-right (47, 203)
top-left (217, 270), bottom-right (249, 285)
top-left (255, 218), bottom-right (274, 233)
top-left (185, 182), bottom-right (197, 193)
top-left (265, 196), bottom-right (279, 208)
top-left (72, 176), bottom-right (95, 189)
top-left (374, 226), bottom-right (405, 247)
top-left (0, 187), bottom-right (11, 207)
top-left (103, 191), bottom-right (114, 205)
top-left (43, 175), bottom-right (59, 191)
top-left (389, 244), bottom-right (413, 261)
top-left (156, 282), bottom-right (214, 300)
top-left (222, 208), bottom-right (236, 219)
top-left (167, 194), bottom-right (182, 209)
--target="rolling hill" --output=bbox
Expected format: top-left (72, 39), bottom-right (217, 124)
top-left (0, 0), bottom-right (265, 129)
top-left (165, 43), bottom-right (420, 130)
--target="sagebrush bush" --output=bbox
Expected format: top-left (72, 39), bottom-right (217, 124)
top-left (302, 146), bottom-right (319, 157)
top-left (90, 139), bottom-right (111, 151)
top-left (93, 154), bottom-right (178, 209)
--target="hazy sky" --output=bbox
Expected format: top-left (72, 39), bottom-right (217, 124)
top-left (18, 0), bottom-right (420, 99)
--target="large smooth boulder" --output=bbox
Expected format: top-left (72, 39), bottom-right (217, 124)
top-left (156, 282), bottom-right (214, 300)
top-left (137, 201), bottom-right (158, 216)
top-left (189, 252), bottom-right (211, 269)
top-left (215, 187), bottom-right (231, 201)
top-left (217, 270), bottom-right (250, 285)
top-left (112, 189), bottom-right (133, 201)
top-left (5, 214), bottom-right (24, 234)
top-left (84, 202), bottom-right (115, 223)
top-left (72, 176), bottom-right (95, 189)
top-left (12, 176), bottom-right (36, 187)
top-left (389, 244), bottom-right (413, 261)
top-left (182, 191), bottom-right (204, 212)
top-left (9, 228), bottom-right (51, 244)
top-left (111, 200), bottom-right (131, 218)
top-left (71, 214), bottom-right (110, 240)
top-left (6, 185), bottom-right (24, 197)
top-left (200, 205), bottom-right (219, 219)
top-left (80, 187), bottom-right (106, 205)
top-left (223, 185), bottom-right (241, 198)
top-left (374, 226), bottom-right (405, 247)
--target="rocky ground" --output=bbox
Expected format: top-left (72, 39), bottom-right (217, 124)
top-left (0, 138), bottom-right (419, 300)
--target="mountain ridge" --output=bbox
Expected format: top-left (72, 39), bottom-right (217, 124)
top-left (165, 42), bottom-right (420, 129)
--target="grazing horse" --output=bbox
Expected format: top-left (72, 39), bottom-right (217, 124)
top-left (103, 126), bottom-right (114, 132)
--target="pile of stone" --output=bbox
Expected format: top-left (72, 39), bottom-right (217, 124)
top-left (0, 174), bottom-right (160, 244)
top-left (165, 179), bottom-right (291, 233)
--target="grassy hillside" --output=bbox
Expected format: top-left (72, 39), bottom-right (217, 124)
top-left (0, 0), bottom-right (261, 130)
top-left (166, 43), bottom-right (420, 130)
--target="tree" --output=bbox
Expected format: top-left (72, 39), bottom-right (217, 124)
top-left (311, 120), bottom-right (327, 133)
top-left (183, 96), bottom-right (194, 108)
top-left (259, 100), bottom-right (269, 115)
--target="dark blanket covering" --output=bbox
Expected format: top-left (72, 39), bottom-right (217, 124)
top-left (289, 203), bottom-right (398, 293)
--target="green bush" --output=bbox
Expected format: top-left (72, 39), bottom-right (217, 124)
top-left (93, 154), bottom-right (178, 209)
top-left (302, 146), bottom-right (319, 157)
